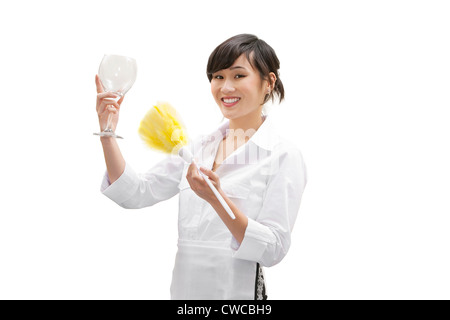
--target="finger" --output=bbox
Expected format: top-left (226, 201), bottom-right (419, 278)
top-left (99, 107), bottom-right (116, 118)
top-left (98, 97), bottom-right (120, 111)
top-left (97, 92), bottom-right (120, 101)
top-left (187, 161), bottom-right (198, 178)
top-left (99, 100), bottom-right (120, 114)
top-left (109, 106), bottom-right (119, 114)
top-left (117, 95), bottom-right (125, 106)
top-left (96, 94), bottom-right (118, 112)
top-left (185, 165), bottom-right (198, 190)
top-left (95, 74), bottom-right (105, 93)
top-left (99, 105), bottom-right (118, 118)
top-left (101, 97), bottom-right (121, 106)
top-left (199, 166), bottom-right (218, 181)
top-left (188, 162), bottom-right (208, 187)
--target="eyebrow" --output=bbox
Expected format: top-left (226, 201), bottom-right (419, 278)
top-left (229, 66), bottom-right (246, 70)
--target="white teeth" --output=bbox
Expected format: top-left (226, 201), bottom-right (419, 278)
top-left (223, 98), bottom-right (240, 103)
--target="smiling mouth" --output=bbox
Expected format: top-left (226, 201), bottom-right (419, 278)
top-left (221, 97), bottom-right (241, 107)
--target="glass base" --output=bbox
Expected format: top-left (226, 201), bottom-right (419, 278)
top-left (93, 130), bottom-right (123, 139)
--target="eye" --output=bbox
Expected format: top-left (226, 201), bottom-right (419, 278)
top-left (235, 74), bottom-right (246, 79)
top-left (213, 75), bottom-right (223, 80)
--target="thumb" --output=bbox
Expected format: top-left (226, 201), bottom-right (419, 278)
top-left (95, 74), bottom-right (105, 93)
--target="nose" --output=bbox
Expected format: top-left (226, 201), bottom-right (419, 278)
top-left (221, 79), bottom-right (235, 94)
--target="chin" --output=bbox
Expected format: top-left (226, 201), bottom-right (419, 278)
top-left (219, 109), bottom-right (240, 120)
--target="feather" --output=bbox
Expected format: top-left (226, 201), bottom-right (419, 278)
top-left (138, 102), bottom-right (189, 154)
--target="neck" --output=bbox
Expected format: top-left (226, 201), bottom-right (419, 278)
top-left (229, 109), bottom-right (265, 132)
top-left (227, 111), bottom-right (265, 141)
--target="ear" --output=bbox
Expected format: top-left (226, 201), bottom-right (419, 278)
top-left (268, 72), bottom-right (277, 91)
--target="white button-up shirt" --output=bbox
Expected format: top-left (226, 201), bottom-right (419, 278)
top-left (100, 115), bottom-right (307, 299)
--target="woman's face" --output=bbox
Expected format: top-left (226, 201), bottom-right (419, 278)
top-left (210, 54), bottom-right (269, 122)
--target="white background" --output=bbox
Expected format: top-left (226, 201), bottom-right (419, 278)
top-left (0, 0), bottom-right (449, 299)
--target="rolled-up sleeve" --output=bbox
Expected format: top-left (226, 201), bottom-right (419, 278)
top-left (100, 155), bottom-right (185, 209)
top-left (231, 148), bottom-right (307, 267)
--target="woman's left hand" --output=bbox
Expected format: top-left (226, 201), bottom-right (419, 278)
top-left (186, 161), bottom-right (221, 204)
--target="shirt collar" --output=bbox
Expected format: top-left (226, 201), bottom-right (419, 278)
top-left (248, 115), bottom-right (279, 151)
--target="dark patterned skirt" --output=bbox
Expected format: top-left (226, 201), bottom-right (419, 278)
top-left (255, 263), bottom-right (268, 300)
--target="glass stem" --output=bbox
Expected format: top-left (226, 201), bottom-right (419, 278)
top-left (105, 112), bottom-right (114, 132)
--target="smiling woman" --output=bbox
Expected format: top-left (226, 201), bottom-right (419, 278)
top-left (97, 33), bottom-right (307, 300)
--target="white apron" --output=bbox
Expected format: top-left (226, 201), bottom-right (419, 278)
top-left (170, 239), bottom-right (257, 300)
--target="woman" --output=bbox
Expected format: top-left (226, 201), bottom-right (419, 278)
top-left (96, 34), bottom-right (307, 300)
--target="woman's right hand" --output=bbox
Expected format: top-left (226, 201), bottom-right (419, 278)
top-left (95, 74), bottom-right (124, 132)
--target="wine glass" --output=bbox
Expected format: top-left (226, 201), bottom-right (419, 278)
top-left (93, 54), bottom-right (137, 139)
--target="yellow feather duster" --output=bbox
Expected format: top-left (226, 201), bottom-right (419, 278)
top-left (138, 102), bottom-right (189, 155)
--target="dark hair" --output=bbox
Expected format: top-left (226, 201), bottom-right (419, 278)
top-left (207, 34), bottom-right (285, 104)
